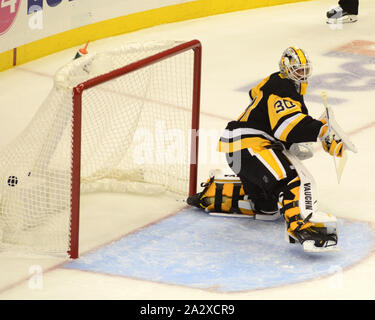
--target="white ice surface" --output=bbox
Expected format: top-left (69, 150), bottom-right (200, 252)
top-left (1, 0), bottom-right (375, 299)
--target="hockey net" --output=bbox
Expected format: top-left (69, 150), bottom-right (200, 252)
top-left (0, 40), bottom-right (201, 258)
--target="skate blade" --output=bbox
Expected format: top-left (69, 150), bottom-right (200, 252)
top-left (208, 211), bottom-right (281, 220)
top-left (254, 212), bottom-right (281, 221)
top-left (326, 16), bottom-right (358, 24)
top-left (303, 240), bottom-right (339, 253)
top-left (207, 212), bottom-right (255, 219)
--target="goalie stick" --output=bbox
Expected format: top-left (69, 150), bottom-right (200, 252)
top-left (320, 91), bottom-right (358, 183)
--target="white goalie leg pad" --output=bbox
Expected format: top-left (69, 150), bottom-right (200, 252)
top-left (283, 150), bottom-right (339, 252)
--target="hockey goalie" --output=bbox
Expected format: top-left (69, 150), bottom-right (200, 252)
top-left (188, 46), bottom-right (357, 253)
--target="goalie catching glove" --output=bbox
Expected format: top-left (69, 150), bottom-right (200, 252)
top-left (319, 118), bottom-right (343, 157)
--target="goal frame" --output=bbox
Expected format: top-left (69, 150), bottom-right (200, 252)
top-left (68, 40), bottom-right (202, 259)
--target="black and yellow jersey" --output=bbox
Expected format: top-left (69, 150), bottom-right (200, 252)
top-left (217, 72), bottom-right (324, 154)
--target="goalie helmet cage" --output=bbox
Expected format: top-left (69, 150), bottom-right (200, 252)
top-left (0, 40), bottom-right (202, 259)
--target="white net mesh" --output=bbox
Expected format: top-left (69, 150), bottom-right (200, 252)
top-left (0, 41), bottom-right (196, 255)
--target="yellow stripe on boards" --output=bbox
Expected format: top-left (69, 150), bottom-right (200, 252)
top-left (0, 50), bottom-right (14, 71)
top-left (1, 0), bottom-right (310, 72)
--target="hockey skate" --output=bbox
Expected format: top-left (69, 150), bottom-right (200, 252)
top-left (326, 6), bottom-right (357, 24)
top-left (286, 212), bottom-right (339, 253)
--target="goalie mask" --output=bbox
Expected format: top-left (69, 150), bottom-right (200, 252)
top-left (279, 47), bottom-right (312, 95)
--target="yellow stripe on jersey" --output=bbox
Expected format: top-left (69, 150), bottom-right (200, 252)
top-left (253, 148), bottom-right (287, 181)
top-left (217, 137), bottom-right (271, 153)
top-left (238, 92), bottom-right (263, 122)
top-left (276, 113), bottom-right (307, 141)
top-left (249, 75), bottom-right (270, 100)
top-left (268, 94), bottom-right (302, 130)
top-left (238, 76), bottom-right (270, 122)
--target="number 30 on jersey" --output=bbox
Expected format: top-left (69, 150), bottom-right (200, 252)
top-left (274, 99), bottom-right (297, 114)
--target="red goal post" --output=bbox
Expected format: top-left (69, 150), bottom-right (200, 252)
top-left (68, 40), bottom-right (202, 258)
top-left (0, 40), bottom-right (202, 259)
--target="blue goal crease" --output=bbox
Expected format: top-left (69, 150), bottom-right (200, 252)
top-left (64, 208), bottom-right (374, 292)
